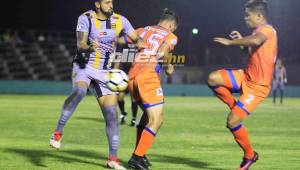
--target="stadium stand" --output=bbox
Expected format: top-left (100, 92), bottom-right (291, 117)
top-left (0, 30), bottom-right (73, 80)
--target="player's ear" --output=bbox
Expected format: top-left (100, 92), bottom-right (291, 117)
top-left (95, 1), bottom-right (101, 9)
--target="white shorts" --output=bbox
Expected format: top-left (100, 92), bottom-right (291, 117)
top-left (72, 63), bottom-right (117, 97)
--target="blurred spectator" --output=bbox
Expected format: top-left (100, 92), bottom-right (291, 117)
top-left (3, 29), bottom-right (12, 42)
top-left (38, 34), bottom-right (46, 42)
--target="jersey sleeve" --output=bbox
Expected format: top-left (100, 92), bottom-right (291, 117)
top-left (164, 33), bottom-right (178, 51)
top-left (76, 14), bottom-right (89, 33)
top-left (121, 16), bottom-right (135, 35)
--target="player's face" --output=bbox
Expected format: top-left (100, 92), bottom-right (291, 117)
top-left (99, 0), bottom-right (113, 17)
top-left (169, 21), bottom-right (177, 32)
top-left (244, 8), bottom-right (260, 28)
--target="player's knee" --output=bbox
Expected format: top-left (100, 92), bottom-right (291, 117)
top-left (226, 119), bottom-right (239, 129)
top-left (207, 71), bottom-right (219, 86)
top-left (73, 86), bottom-right (87, 99)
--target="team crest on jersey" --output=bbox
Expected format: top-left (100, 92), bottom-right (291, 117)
top-left (156, 88), bottom-right (163, 96)
top-left (111, 23), bottom-right (116, 29)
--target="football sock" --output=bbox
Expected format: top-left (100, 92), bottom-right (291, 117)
top-left (230, 124), bottom-right (254, 159)
top-left (118, 100), bottom-right (125, 114)
top-left (102, 105), bottom-right (119, 157)
top-left (209, 85), bottom-right (236, 109)
top-left (56, 86), bottom-right (86, 133)
top-left (131, 101), bottom-right (138, 119)
top-left (134, 127), bottom-right (156, 157)
top-left (135, 112), bottom-right (148, 148)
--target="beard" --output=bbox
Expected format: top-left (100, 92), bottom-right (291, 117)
top-left (100, 6), bottom-right (113, 17)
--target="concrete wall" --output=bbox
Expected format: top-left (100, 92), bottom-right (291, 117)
top-left (1, 80), bottom-right (300, 97)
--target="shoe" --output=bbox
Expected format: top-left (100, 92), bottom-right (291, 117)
top-left (143, 156), bottom-right (152, 167)
top-left (106, 156), bottom-right (126, 170)
top-left (120, 112), bottom-right (127, 125)
top-left (238, 152), bottom-right (259, 170)
top-left (50, 131), bottom-right (62, 149)
top-left (128, 154), bottom-right (149, 170)
top-left (130, 119), bottom-right (136, 127)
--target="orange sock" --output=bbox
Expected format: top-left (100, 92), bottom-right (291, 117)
top-left (210, 86), bottom-right (236, 109)
top-left (230, 124), bottom-right (254, 159)
top-left (134, 127), bottom-right (156, 157)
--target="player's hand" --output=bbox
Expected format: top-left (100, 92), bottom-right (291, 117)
top-left (214, 37), bottom-right (232, 46)
top-left (229, 31), bottom-right (243, 40)
top-left (91, 40), bottom-right (100, 51)
top-left (135, 39), bottom-right (148, 49)
top-left (165, 64), bottom-right (174, 76)
top-left (284, 78), bottom-right (287, 84)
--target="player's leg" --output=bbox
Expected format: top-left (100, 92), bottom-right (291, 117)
top-left (128, 104), bottom-right (163, 170)
top-left (279, 82), bottom-right (284, 104)
top-left (128, 78), bottom-right (152, 168)
top-left (208, 69), bottom-right (242, 109)
top-left (227, 111), bottom-right (259, 170)
top-left (272, 81), bottom-right (277, 104)
top-left (130, 95), bottom-right (139, 127)
top-left (91, 77), bottom-right (125, 170)
top-left (50, 64), bottom-right (90, 149)
top-left (273, 89), bottom-right (277, 103)
top-left (128, 76), bottom-right (163, 170)
top-left (97, 94), bottom-right (126, 170)
top-left (55, 81), bottom-right (88, 133)
top-left (229, 84), bottom-right (267, 169)
top-left (118, 92), bottom-right (127, 125)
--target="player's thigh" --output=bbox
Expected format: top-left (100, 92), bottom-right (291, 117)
top-left (218, 69), bottom-right (243, 92)
top-left (90, 80), bottom-right (118, 106)
top-left (98, 94), bottom-right (118, 107)
top-left (146, 104), bottom-right (164, 122)
top-left (128, 78), bottom-right (140, 102)
top-left (136, 76), bottom-right (164, 108)
top-left (72, 63), bottom-right (91, 89)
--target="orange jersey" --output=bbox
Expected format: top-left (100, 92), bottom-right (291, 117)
top-left (245, 24), bottom-right (278, 86)
top-left (128, 25), bottom-right (178, 79)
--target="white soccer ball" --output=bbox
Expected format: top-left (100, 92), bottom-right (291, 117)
top-left (106, 69), bottom-right (129, 92)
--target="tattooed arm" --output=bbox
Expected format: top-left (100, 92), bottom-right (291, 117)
top-left (76, 31), bottom-right (99, 53)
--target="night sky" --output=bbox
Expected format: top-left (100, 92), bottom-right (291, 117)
top-left (2, 0), bottom-right (300, 57)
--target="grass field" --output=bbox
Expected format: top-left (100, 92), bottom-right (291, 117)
top-left (0, 95), bottom-right (299, 170)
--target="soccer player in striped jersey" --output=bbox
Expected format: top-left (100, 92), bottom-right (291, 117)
top-left (49, 0), bottom-right (145, 169)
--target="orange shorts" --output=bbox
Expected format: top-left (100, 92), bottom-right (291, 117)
top-left (128, 73), bottom-right (164, 109)
top-left (218, 69), bottom-right (271, 119)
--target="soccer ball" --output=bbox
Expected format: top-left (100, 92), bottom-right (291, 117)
top-left (106, 69), bottom-right (129, 92)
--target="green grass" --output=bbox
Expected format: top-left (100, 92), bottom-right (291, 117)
top-left (0, 95), bottom-right (300, 170)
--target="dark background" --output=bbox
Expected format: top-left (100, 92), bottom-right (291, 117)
top-left (1, 0), bottom-right (300, 59)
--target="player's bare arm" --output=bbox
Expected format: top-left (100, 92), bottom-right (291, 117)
top-left (158, 43), bottom-right (173, 76)
top-left (76, 31), bottom-right (99, 52)
top-left (126, 31), bottom-right (147, 49)
top-left (214, 32), bottom-right (267, 47)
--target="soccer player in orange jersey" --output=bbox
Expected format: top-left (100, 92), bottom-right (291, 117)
top-left (125, 9), bottom-right (179, 170)
top-left (208, 0), bottom-right (277, 169)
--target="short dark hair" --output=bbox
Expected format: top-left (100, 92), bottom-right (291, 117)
top-left (245, 0), bottom-right (268, 17)
top-left (160, 8), bottom-right (179, 26)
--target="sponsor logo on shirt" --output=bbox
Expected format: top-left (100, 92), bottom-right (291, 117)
top-left (156, 88), bottom-right (163, 96)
